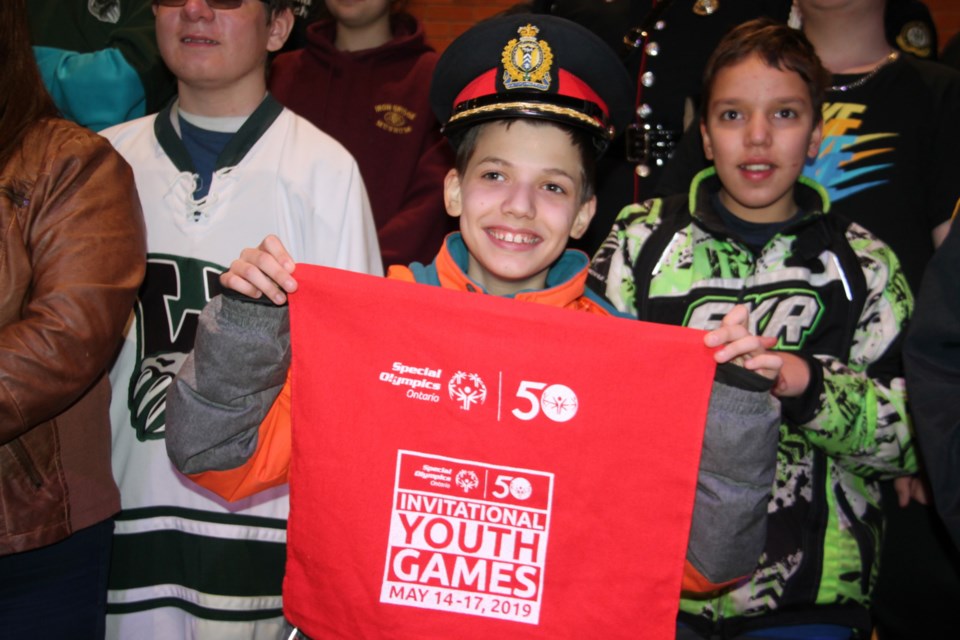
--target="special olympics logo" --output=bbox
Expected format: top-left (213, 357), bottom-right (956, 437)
top-left (455, 470), bottom-right (480, 493)
top-left (509, 477), bottom-right (533, 500)
top-left (448, 371), bottom-right (487, 411)
top-left (540, 384), bottom-right (579, 422)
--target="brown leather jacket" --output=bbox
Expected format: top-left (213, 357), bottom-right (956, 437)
top-left (0, 118), bottom-right (146, 555)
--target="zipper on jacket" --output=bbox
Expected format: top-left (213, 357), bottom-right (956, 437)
top-left (7, 439), bottom-right (44, 489)
top-left (0, 185), bottom-right (28, 208)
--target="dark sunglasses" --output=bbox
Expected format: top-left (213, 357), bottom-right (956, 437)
top-left (153, 0), bottom-right (269, 9)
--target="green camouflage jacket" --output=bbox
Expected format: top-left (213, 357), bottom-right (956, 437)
top-left (589, 168), bottom-right (917, 636)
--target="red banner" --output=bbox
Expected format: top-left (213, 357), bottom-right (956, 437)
top-left (285, 265), bottom-right (716, 639)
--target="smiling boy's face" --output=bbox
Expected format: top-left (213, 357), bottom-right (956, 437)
top-left (444, 120), bottom-right (596, 297)
top-left (701, 54), bottom-right (823, 223)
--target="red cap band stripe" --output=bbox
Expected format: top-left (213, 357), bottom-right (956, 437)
top-left (556, 69), bottom-right (609, 119)
top-left (451, 68), bottom-right (610, 124)
top-left (452, 69), bottom-right (499, 109)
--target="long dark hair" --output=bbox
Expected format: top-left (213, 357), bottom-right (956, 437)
top-left (0, 0), bottom-right (59, 168)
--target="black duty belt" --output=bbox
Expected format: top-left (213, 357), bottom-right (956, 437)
top-left (624, 122), bottom-right (682, 175)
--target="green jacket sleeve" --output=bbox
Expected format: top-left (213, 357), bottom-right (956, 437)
top-left (785, 233), bottom-right (917, 480)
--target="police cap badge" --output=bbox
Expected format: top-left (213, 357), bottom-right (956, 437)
top-left (430, 14), bottom-right (633, 155)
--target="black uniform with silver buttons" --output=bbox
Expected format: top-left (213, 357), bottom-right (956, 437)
top-left (533, 0), bottom-right (790, 255)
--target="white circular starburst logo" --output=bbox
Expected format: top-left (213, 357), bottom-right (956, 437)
top-left (448, 371), bottom-right (488, 411)
top-left (455, 470), bottom-right (480, 494)
top-left (539, 384), bottom-right (579, 422)
top-left (509, 477), bottom-right (533, 501)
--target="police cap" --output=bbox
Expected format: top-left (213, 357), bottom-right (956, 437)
top-left (430, 14), bottom-right (633, 155)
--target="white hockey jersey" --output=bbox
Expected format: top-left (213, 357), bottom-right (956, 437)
top-left (102, 96), bottom-right (382, 639)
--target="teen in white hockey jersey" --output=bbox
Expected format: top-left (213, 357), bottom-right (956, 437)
top-left (101, 1), bottom-right (381, 638)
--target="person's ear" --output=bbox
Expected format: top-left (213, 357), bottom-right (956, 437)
top-left (700, 120), bottom-right (715, 161)
top-left (569, 196), bottom-right (597, 240)
top-left (444, 169), bottom-right (463, 219)
top-left (266, 8), bottom-right (294, 53)
top-left (807, 119), bottom-right (823, 159)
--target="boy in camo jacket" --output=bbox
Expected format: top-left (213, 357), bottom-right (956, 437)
top-left (590, 19), bottom-right (915, 640)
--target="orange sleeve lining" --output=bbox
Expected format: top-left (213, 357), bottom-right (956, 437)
top-left (386, 264), bottom-right (416, 282)
top-left (188, 377), bottom-right (293, 502)
top-left (681, 559), bottom-right (740, 594)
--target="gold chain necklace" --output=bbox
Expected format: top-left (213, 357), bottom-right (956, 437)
top-left (828, 51), bottom-right (900, 93)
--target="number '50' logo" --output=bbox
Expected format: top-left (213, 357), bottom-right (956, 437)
top-left (491, 475), bottom-right (534, 501)
top-left (511, 381), bottom-right (579, 423)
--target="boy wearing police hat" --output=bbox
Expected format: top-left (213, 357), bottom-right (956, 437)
top-left (165, 13), bottom-right (784, 632)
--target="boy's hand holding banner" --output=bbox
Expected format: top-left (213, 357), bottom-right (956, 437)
top-left (285, 265), bottom-right (717, 639)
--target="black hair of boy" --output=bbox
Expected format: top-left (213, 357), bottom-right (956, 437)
top-left (701, 18), bottom-right (830, 126)
top-left (267, 0), bottom-right (293, 18)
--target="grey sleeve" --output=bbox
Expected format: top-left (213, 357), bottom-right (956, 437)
top-left (165, 294), bottom-right (291, 474)
top-left (686, 364), bottom-right (780, 584)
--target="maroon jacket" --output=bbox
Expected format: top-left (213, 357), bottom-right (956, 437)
top-left (270, 13), bottom-right (454, 268)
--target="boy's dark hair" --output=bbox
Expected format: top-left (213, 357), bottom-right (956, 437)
top-left (701, 18), bottom-right (830, 125)
top-left (453, 119), bottom-right (596, 205)
top-left (267, 0), bottom-right (293, 20)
